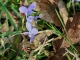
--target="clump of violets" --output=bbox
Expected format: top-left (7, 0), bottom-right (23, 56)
top-left (19, 2), bottom-right (41, 43)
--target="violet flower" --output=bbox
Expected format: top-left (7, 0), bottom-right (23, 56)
top-left (19, 6), bottom-right (28, 13)
top-left (19, 2), bottom-right (36, 17)
top-left (27, 2), bottom-right (36, 16)
top-left (23, 27), bottom-right (38, 36)
top-left (26, 22), bottom-right (32, 32)
top-left (29, 28), bottom-right (38, 43)
top-left (23, 28), bottom-right (38, 43)
top-left (30, 35), bottom-right (35, 43)
top-left (26, 16), bottom-right (39, 32)
top-left (26, 16), bottom-right (39, 42)
top-left (19, 2), bottom-right (39, 43)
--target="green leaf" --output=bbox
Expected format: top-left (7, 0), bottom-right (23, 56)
top-left (66, 0), bottom-right (72, 11)
top-left (0, 10), bottom-right (2, 25)
top-left (55, 9), bottom-right (67, 33)
top-left (11, 4), bottom-right (23, 30)
top-left (17, 56), bottom-right (25, 60)
top-left (7, 51), bottom-right (15, 60)
top-left (11, 4), bottom-right (22, 18)
top-left (0, 2), bottom-right (18, 31)
top-left (0, 31), bottom-right (21, 37)
top-left (45, 22), bottom-right (77, 52)
top-left (4, 0), bottom-right (10, 5)
top-left (66, 54), bottom-right (71, 60)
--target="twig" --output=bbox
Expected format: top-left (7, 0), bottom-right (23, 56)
top-left (0, 45), bottom-right (12, 55)
top-left (37, 36), bottom-right (48, 55)
top-left (29, 36), bottom-right (61, 59)
top-left (9, 30), bottom-right (55, 39)
top-left (64, 48), bottom-right (80, 60)
top-left (46, 36), bottom-right (62, 43)
top-left (46, 38), bottom-right (54, 43)
top-left (38, 30), bottom-right (53, 33)
top-left (38, 30), bottom-right (56, 35)
top-left (29, 36), bottom-right (48, 59)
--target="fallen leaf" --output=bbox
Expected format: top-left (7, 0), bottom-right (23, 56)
top-left (61, 12), bottom-right (80, 48)
top-left (35, 0), bottom-right (62, 27)
top-left (53, 12), bottom-right (80, 49)
top-left (57, 0), bottom-right (68, 25)
top-left (47, 48), bottom-right (68, 60)
top-left (28, 57), bottom-right (36, 60)
top-left (33, 30), bottom-right (55, 47)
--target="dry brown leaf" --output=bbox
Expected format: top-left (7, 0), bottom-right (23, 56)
top-left (60, 12), bottom-right (80, 48)
top-left (33, 33), bottom-right (46, 47)
top-left (47, 46), bottom-right (80, 60)
top-left (57, 0), bottom-right (68, 25)
top-left (53, 12), bottom-right (80, 50)
top-left (35, 0), bottom-right (62, 27)
top-left (35, 0), bottom-right (68, 26)
top-left (44, 50), bottom-right (50, 56)
top-left (33, 30), bottom-right (55, 47)
top-left (0, 23), bottom-right (8, 33)
top-left (0, 11), bottom-right (19, 33)
top-left (47, 48), bottom-right (67, 60)
top-left (28, 57), bottom-right (36, 60)
top-left (1, 11), bottom-right (6, 18)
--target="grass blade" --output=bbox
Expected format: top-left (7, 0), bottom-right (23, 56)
top-left (0, 31), bottom-right (21, 37)
top-left (45, 22), bottom-right (77, 51)
top-left (66, 54), bottom-right (72, 60)
top-left (11, 5), bottom-right (22, 18)
top-left (55, 9), bottom-right (67, 33)
top-left (0, 2), bottom-right (18, 31)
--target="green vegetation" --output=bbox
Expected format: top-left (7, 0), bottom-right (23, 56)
top-left (0, 0), bottom-right (80, 60)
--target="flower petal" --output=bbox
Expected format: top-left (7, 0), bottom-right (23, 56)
top-left (28, 2), bottom-right (36, 11)
top-left (19, 6), bottom-right (27, 13)
top-left (27, 2), bottom-right (36, 16)
top-left (30, 35), bottom-right (35, 43)
top-left (27, 16), bottom-right (35, 22)
top-left (26, 22), bottom-right (32, 32)
top-left (35, 16), bottom-right (39, 20)
top-left (29, 28), bottom-right (38, 35)
top-left (25, 12), bottom-right (27, 18)
top-left (27, 10), bottom-right (33, 16)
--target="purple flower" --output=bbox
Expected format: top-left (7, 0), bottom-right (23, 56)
top-left (28, 2), bottom-right (36, 11)
top-left (26, 22), bottom-right (32, 32)
top-left (26, 16), bottom-right (39, 22)
top-left (34, 16), bottom-right (40, 20)
top-left (19, 2), bottom-right (36, 17)
top-left (29, 28), bottom-right (38, 43)
top-left (19, 6), bottom-right (28, 13)
top-left (29, 28), bottom-right (38, 36)
top-left (22, 28), bottom-right (38, 43)
top-left (26, 15), bottom-right (40, 32)
top-left (27, 2), bottom-right (36, 16)
top-left (19, 2), bottom-right (39, 43)
top-left (27, 16), bottom-right (35, 22)
top-left (29, 28), bottom-right (38, 42)
top-left (26, 16), bottom-right (38, 32)
top-left (30, 35), bottom-right (35, 43)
